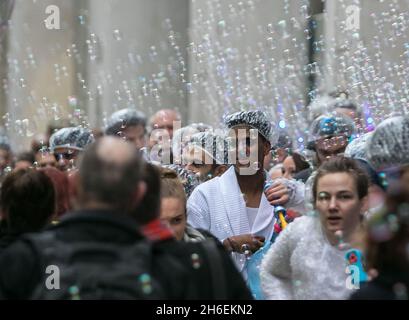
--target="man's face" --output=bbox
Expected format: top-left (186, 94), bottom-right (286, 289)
top-left (122, 125), bottom-right (146, 150)
top-left (151, 110), bottom-right (179, 139)
top-left (35, 151), bottom-right (56, 168)
top-left (185, 146), bottom-right (214, 182)
top-left (316, 135), bottom-right (348, 164)
top-left (53, 147), bottom-right (80, 171)
top-left (231, 125), bottom-right (269, 175)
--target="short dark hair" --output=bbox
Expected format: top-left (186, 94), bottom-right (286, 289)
top-left (132, 163), bottom-right (161, 225)
top-left (292, 152), bottom-right (310, 173)
top-left (78, 139), bottom-right (144, 211)
top-left (313, 157), bottom-right (369, 204)
top-left (16, 151), bottom-right (35, 164)
top-left (0, 169), bottom-right (55, 233)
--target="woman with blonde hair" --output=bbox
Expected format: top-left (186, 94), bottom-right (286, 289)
top-left (160, 168), bottom-right (208, 242)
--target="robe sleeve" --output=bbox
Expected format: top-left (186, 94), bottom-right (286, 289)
top-left (266, 178), bottom-right (307, 214)
top-left (187, 187), bottom-right (211, 231)
top-left (283, 179), bottom-right (307, 214)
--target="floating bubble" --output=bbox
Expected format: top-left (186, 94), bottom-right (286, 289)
top-left (279, 120), bottom-right (286, 129)
top-left (68, 96), bottom-right (78, 108)
top-left (113, 29), bottom-right (122, 41)
top-left (393, 283), bottom-right (408, 300)
top-left (78, 15), bottom-right (85, 25)
top-left (18, 78), bottom-right (26, 88)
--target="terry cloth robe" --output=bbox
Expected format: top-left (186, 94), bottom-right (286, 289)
top-left (260, 215), bottom-right (351, 300)
top-left (187, 166), bottom-right (304, 275)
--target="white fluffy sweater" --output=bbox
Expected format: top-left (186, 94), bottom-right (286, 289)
top-left (260, 215), bottom-right (354, 300)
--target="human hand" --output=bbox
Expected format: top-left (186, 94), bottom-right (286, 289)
top-left (223, 234), bottom-right (265, 253)
top-left (265, 182), bottom-right (290, 206)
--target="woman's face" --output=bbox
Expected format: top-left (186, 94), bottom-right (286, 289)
top-left (282, 156), bottom-right (296, 179)
top-left (315, 172), bottom-right (366, 244)
top-left (160, 197), bottom-right (186, 241)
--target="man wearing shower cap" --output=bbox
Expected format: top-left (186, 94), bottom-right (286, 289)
top-left (105, 108), bottom-right (147, 151)
top-left (366, 115), bottom-right (409, 190)
top-left (187, 110), bottom-right (305, 277)
top-left (49, 127), bottom-right (95, 171)
top-left (302, 111), bottom-right (357, 211)
top-left (184, 131), bottom-right (229, 183)
top-left (171, 123), bottom-right (212, 165)
top-left (307, 111), bottom-right (356, 167)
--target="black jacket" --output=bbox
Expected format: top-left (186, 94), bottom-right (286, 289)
top-left (154, 237), bottom-right (252, 299)
top-left (0, 210), bottom-right (252, 300)
top-left (0, 220), bottom-right (19, 252)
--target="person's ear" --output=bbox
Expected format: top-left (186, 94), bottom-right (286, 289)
top-left (360, 195), bottom-right (369, 216)
top-left (263, 142), bottom-right (271, 157)
top-left (131, 181), bottom-right (147, 208)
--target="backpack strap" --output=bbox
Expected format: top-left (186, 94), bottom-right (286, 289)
top-left (200, 239), bottom-right (227, 300)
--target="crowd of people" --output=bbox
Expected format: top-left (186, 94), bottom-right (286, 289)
top-left (0, 96), bottom-right (408, 300)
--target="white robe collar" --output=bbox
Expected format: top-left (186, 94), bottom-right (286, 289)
top-left (219, 166), bottom-right (275, 240)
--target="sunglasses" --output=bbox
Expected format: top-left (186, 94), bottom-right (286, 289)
top-left (54, 152), bottom-right (77, 161)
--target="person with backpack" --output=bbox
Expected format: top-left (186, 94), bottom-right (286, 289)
top-left (0, 137), bottom-right (187, 299)
top-left (134, 163), bottom-right (253, 299)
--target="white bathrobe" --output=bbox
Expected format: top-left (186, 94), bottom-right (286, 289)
top-left (187, 166), bottom-right (305, 274)
top-left (260, 215), bottom-right (353, 300)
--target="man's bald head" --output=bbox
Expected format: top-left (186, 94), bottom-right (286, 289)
top-left (96, 136), bottom-right (134, 165)
top-left (78, 137), bottom-right (145, 211)
top-left (149, 109), bottom-right (181, 139)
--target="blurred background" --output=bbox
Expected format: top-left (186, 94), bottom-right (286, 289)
top-left (0, 0), bottom-right (408, 151)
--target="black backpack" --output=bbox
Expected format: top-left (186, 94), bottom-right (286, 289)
top-left (24, 231), bottom-right (173, 300)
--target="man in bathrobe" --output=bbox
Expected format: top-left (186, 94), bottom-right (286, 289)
top-left (187, 110), bottom-right (305, 276)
